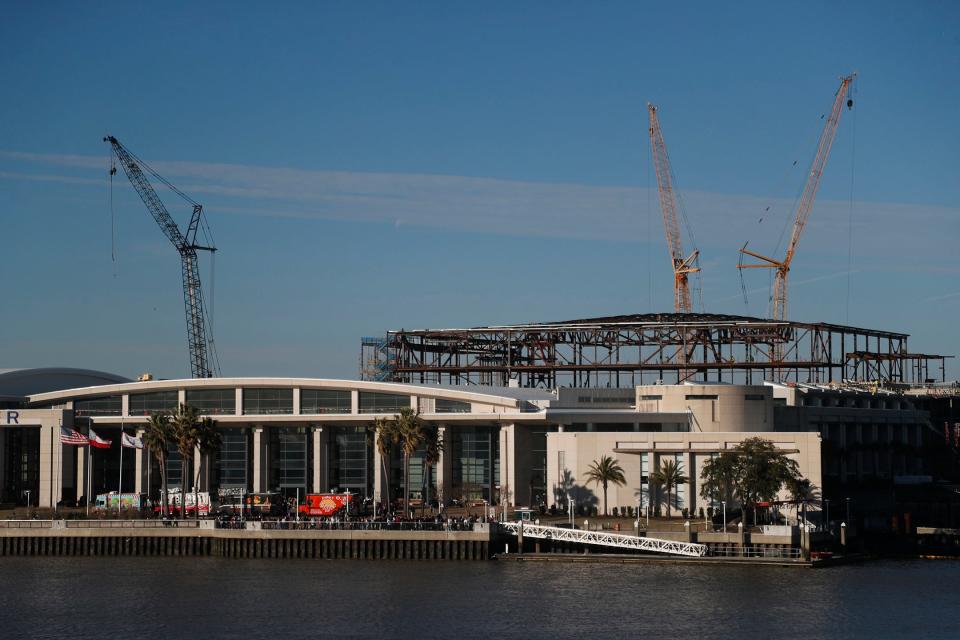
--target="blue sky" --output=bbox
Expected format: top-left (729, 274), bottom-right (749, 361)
top-left (2, 1), bottom-right (958, 381)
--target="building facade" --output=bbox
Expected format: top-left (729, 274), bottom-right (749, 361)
top-left (0, 372), bottom-right (939, 522)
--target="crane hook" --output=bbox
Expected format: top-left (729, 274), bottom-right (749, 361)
top-left (847, 98), bottom-right (853, 110)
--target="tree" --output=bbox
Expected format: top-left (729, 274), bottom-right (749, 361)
top-left (170, 403), bottom-right (201, 517)
top-left (370, 417), bottom-right (399, 512)
top-left (193, 417), bottom-right (222, 521)
top-left (422, 427), bottom-right (443, 515)
top-left (735, 437), bottom-right (800, 525)
top-left (699, 437), bottom-right (802, 527)
top-left (143, 412), bottom-right (173, 517)
top-left (583, 455), bottom-right (626, 516)
top-left (699, 452), bottom-right (738, 525)
top-left (649, 458), bottom-right (688, 518)
top-left (785, 475), bottom-right (819, 526)
top-left (395, 408), bottom-right (426, 518)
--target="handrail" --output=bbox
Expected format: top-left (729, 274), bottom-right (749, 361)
top-left (501, 522), bottom-right (707, 557)
top-left (65, 520), bottom-right (200, 529)
top-left (0, 520), bottom-right (53, 529)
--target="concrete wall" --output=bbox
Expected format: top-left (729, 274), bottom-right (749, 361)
top-left (546, 430), bottom-right (822, 516)
top-left (636, 384), bottom-right (774, 433)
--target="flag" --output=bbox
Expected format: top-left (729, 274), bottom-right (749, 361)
top-left (122, 432), bottom-right (144, 449)
top-left (60, 426), bottom-right (89, 446)
top-left (88, 429), bottom-right (112, 449)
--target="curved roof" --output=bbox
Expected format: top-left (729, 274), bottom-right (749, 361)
top-left (0, 367), bottom-right (130, 399)
top-left (27, 377), bottom-right (524, 409)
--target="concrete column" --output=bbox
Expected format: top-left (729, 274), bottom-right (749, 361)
top-left (312, 426), bottom-right (329, 492)
top-left (134, 428), bottom-right (145, 493)
top-left (351, 390), bottom-right (359, 414)
top-left (253, 427), bottom-right (264, 493)
top-left (436, 426), bottom-right (453, 507)
top-left (39, 422), bottom-right (64, 509)
top-left (235, 388), bottom-right (243, 416)
top-left (498, 424), bottom-right (530, 507)
top-left (121, 394), bottom-right (130, 417)
top-left (76, 443), bottom-right (88, 504)
top-left (293, 388), bottom-right (301, 415)
top-left (682, 450), bottom-right (693, 515)
top-left (178, 389), bottom-right (186, 407)
top-left (373, 426), bottom-right (385, 504)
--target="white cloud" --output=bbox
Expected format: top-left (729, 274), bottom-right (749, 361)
top-left (2, 148), bottom-right (957, 259)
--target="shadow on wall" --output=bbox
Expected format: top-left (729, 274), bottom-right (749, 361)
top-left (552, 468), bottom-right (598, 513)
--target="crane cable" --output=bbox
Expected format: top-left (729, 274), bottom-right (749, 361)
top-left (845, 80), bottom-right (858, 324)
top-left (108, 145), bottom-right (118, 276)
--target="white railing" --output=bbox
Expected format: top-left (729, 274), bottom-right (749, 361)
top-left (501, 522), bottom-right (707, 557)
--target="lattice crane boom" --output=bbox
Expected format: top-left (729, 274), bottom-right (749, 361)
top-left (104, 135), bottom-right (220, 379)
top-left (648, 103), bottom-right (700, 313)
top-left (737, 74), bottom-right (856, 321)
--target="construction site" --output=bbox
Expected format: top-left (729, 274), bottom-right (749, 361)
top-left (361, 74), bottom-right (951, 394)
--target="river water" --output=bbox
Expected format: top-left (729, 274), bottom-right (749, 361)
top-left (1, 557), bottom-right (957, 639)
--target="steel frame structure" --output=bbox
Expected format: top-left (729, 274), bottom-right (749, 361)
top-left (500, 521), bottom-right (708, 557)
top-left (361, 313), bottom-right (948, 388)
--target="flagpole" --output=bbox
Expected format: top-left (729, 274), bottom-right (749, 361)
top-left (118, 423), bottom-right (124, 517)
top-left (86, 438), bottom-right (91, 518)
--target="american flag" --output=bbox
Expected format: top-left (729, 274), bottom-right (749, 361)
top-left (60, 426), bottom-right (89, 446)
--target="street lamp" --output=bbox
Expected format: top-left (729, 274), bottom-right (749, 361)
top-left (721, 500), bottom-right (727, 533)
top-left (845, 497), bottom-right (851, 527)
top-left (824, 499), bottom-right (830, 533)
top-left (636, 496), bottom-right (641, 536)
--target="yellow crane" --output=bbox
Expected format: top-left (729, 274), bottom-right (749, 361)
top-left (738, 74), bottom-right (856, 321)
top-left (648, 102), bottom-right (700, 314)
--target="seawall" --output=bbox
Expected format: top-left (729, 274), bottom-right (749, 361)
top-left (0, 522), bottom-right (493, 560)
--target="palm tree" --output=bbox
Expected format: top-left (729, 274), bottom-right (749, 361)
top-left (421, 427), bottom-right (443, 515)
top-left (143, 412), bottom-right (173, 517)
top-left (650, 458), bottom-right (688, 518)
top-left (193, 417), bottom-right (222, 520)
top-left (785, 476), bottom-right (819, 527)
top-left (583, 455), bottom-right (626, 516)
top-left (371, 417), bottom-right (399, 512)
top-left (395, 408), bottom-right (426, 518)
top-left (171, 403), bottom-right (200, 517)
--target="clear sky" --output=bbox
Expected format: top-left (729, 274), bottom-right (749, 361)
top-left (2, 1), bottom-right (958, 381)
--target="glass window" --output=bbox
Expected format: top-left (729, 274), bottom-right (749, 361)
top-left (213, 429), bottom-right (249, 495)
top-left (186, 389), bottom-right (236, 415)
top-left (242, 388), bottom-right (293, 415)
top-left (358, 392), bottom-right (409, 414)
top-left (435, 398), bottom-right (471, 413)
top-left (269, 427), bottom-right (309, 496)
top-left (685, 394), bottom-right (718, 401)
top-left (744, 394), bottom-right (765, 401)
top-left (301, 389), bottom-right (351, 414)
top-left (129, 391), bottom-right (179, 416)
top-left (452, 426), bottom-right (497, 502)
top-left (74, 395), bottom-right (122, 417)
top-left (330, 426), bottom-right (370, 495)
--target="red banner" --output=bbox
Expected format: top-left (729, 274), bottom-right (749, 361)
top-left (299, 493), bottom-right (353, 517)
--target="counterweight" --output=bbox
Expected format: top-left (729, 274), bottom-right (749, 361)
top-left (105, 135), bottom-right (220, 378)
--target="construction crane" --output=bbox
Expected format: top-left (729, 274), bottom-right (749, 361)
top-left (737, 74), bottom-right (856, 322)
top-left (647, 102), bottom-right (700, 314)
top-left (104, 135), bottom-right (220, 378)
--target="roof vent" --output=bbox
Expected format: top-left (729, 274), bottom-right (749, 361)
top-left (137, 373), bottom-right (154, 382)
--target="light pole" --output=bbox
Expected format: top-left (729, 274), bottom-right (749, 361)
top-left (721, 500), bottom-right (727, 533)
top-left (824, 499), bottom-right (830, 533)
top-left (636, 496), bottom-right (641, 536)
top-left (845, 497), bottom-right (851, 527)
